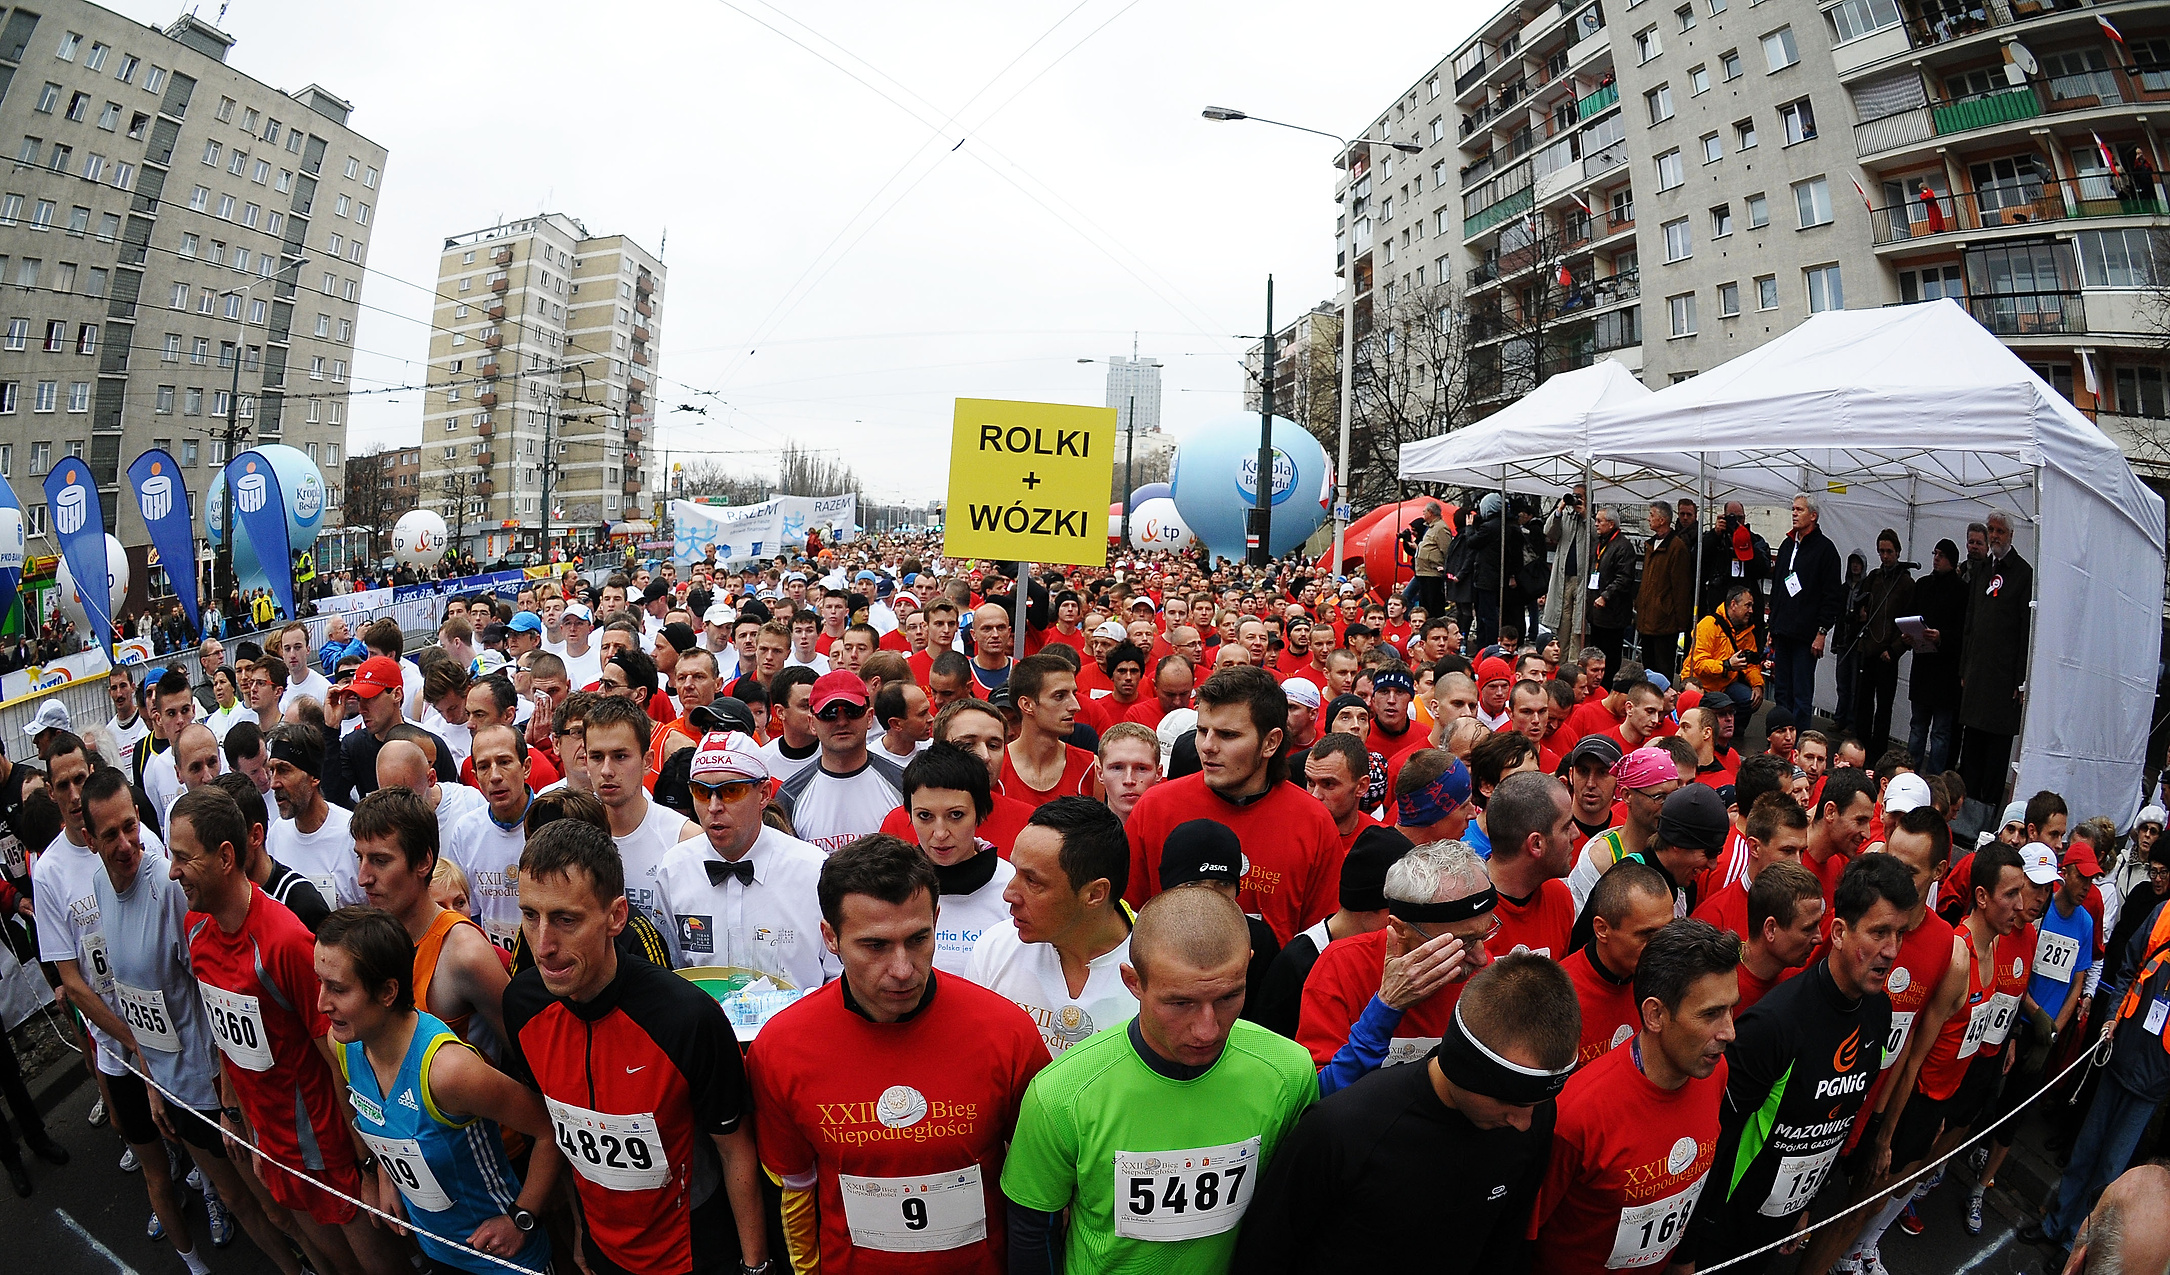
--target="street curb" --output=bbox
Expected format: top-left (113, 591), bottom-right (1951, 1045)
top-left (31, 1046), bottom-right (88, 1119)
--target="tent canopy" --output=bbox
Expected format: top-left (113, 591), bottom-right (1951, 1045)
top-left (1398, 357), bottom-right (1655, 492)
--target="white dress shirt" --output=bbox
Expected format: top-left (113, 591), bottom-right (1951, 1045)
top-left (654, 824), bottom-right (839, 990)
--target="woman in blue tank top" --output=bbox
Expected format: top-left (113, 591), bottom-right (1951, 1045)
top-left (317, 908), bottom-right (559, 1274)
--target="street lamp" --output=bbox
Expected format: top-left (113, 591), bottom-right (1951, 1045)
top-left (215, 254), bottom-right (307, 617)
top-left (1203, 108), bottom-right (1421, 577)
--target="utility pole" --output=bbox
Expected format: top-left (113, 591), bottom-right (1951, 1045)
top-left (1250, 276), bottom-right (1275, 567)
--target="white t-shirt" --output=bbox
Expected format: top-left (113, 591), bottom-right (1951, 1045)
top-left (430, 783), bottom-right (487, 850)
top-left (963, 918), bottom-right (1137, 1059)
top-left (758, 737), bottom-right (822, 786)
top-left (266, 801), bottom-right (358, 907)
top-left (933, 855), bottom-right (1016, 978)
top-left (205, 701), bottom-right (250, 743)
top-left (561, 644), bottom-right (603, 692)
top-left (445, 800), bottom-right (528, 953)
top-left (615, 798), bottom-right (697, 944)
top-left (775, 754), bottom-right (906, 855)
top-left (282, 668), bottom-right (332, 712)
top-left (784, 651), bottom-right (831, 675)
top-left (143, 748), bottom-right (180, 830)
top-left (654, 825), bottom-right (839, 987)
top-left (419, 707), bottom-right (473, 771)
top-left (32, 828), bottom-right (165, 1071)
top-left (105, 713), bottom-right (150, 768)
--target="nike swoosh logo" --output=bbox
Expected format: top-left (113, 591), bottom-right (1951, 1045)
top-left (626, 1065), bottom-right (645, 1074)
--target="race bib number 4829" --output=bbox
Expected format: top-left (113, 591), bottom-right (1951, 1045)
top-left (1113, 1137), bottom-right (1261, 1242)
top-left (546, 1098), bottom-right (672, 1192)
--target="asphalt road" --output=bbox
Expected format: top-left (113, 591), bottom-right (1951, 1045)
top-left (9, 1061), bottom-right (2077, 1275)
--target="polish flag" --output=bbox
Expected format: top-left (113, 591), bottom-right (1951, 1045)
top-left (2094, 131), bottom-right (2120, 173)
top-left (1571, 190), bottom-right (1594, 216)
top-left (1849, 175), bottom-right (1873, 211)
top-left (1558, 264), bottom-right (1575, 288)
top-left (2098, 14), bottom-right (2126, 44)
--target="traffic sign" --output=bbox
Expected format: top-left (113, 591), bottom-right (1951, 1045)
top-left (943, 398), bottom-right (1116, 566)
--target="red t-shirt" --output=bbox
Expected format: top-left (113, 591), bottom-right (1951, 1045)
top-left (998, 744), bottom-right (1101, 810)
top-left (1847, 910), bottom-right (1959, 1153)
top-left (1125, 773), bottom-right (1342, 945)
top-left (1366, 720), bottom-right (1427, 766)
top-left (1074, 661), bottom-right (1113, 697)
top-left (908, 649), bottom-right (936, 689)
top-left (1271, 654), bottom-right (1327, 688)
top-left (1336, 809), bottom-right (1385, 856)
top-left (187, 886), bottom-right (354, 1177)
top-left (1915, 925), bottom-right (2033, 1100)
top-left (1806, 847), bottom-right (1851, 942)
top-left (1692, 879), bottom-right (1750, 940)
top-left (1693, 827), bottom-right (1751, 904)
top-left (748, 975), bottom-right (1047, 1275)
top-left (1562, 697), bottom-right (1626, 745)
top-left (878, 792), bottom-right (1036, 858)
top-left (1296, 927), bottom-right (1467, 1068)
top-left (1528, 1039), bottom-right (1727, 1272)
top-left (1124, 699), bottom-right (1177, 731)
top-left (1040, 626), bottom-right (1087, 657)
top-left (1078, 692), bottom-right (1142, 735)
top-left (816, 630), bottom-right (842, 655)
top-left (879, 629), bottom-right (911, 653)
top-left (1733, 958), bottom-right (1795, 1015)
top-left (1491, 878), bottom-right (1576, 960)
top-left (1563, 946), bottom-right (1642, 1065)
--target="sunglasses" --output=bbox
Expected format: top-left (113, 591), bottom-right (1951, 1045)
top-left (689, 779), bottom-right (762, 803)
top-left (816, 702), bottom-right (868, 722)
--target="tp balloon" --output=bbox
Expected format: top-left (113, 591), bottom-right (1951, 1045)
top-left (392, 509), bottom-right (449, 568)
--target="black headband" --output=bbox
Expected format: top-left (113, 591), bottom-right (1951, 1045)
top-left (1437, 1001), bottom-right (1575, 1105)
top-left (1388, 887), bottom-right (1498, 926)
top-left (267, 736), bottom-right (320, 778)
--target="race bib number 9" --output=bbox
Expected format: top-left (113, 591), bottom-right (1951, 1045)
top-left (546, 1098), bottom-right (671, 1192)
top-left (1882, 1011), bottom-right (1915, 1070)
top-left (1759, 1146), bottom-right (1839, 1218)
top-left (360, 1133), bottom-right (453, 1214)
top-left (1608, 1172), bottom-right (1708, 1269)
top-left (1113, 1137), bottom-right (1261, 1242)
top-left (197, 981), bottom-right (274, 1072)
top-left (115, 982), bottom-right (180, 1053)
top-left (838, 1164), bottom-right (986, 1253)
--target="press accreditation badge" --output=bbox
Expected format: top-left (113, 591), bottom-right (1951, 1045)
top-left (1113, 1136), bottom-right (1261, 1242)
top-left (838, 1164), bottom-right (986, 1253)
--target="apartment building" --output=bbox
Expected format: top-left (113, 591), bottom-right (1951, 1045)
top-left (0, 4), bottom-right (384, 547)
top-left (1344, 0), bottom-right (2169, 476)
top-left (1243, 302), bottom-right (1343, 432)
top-left (420, 214), bottom-right (663, 559)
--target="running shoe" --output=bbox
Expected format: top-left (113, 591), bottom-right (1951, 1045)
top-left (1965, 1189), bottom-right (1985, 1235)
top-left (147, 1209), bottom-right (163, 1241)
top-left (204, 1184), bottom-right (236, 1249)
top-left (185, 1165), bottom-right (203, 1193)
top-left (1897, 1199), bottom-right (1924, 1235)
top-left (87, 1098), bottom-right (107, 1127)
top-left (1967, 1144), bottom-right (1989, 1176)
top-left (1831, 1260), bottom-right (1863, 1275)
top-left (1922, 1164), bottom-right (1946, 1193)
top-left (118, 1145), bottom-right (139, 1173)
top-left (1858, 1253), bottom-right (1892, 1275)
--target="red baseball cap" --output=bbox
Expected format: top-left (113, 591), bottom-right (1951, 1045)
top-left (352, 655), bottom-right (403, 699)
top-left (810, 670), bottom-right (870, 714)
top-left (2063, 842), bottom-right (2102, 878)
top-left (1477, 656), bottom-right (1513, 688)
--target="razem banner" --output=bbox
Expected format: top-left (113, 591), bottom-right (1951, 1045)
top-left (127, 448), bottom-right (201, 636)
top-left (225, 450), bottom-right (295, 625)
top-left (42, 458), bottom-right (114, 657)
top-left (673, 499), bottom-right (781, 565)
top-left (774, 493), bottom-right (858, 544)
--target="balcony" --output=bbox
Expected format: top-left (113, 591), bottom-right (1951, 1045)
top-left (1933, 85), bottom-right (2041, 134)
top-left (1855, 105), bottom-right (1935, 156)
top-left (632, 348), bottom-right (649, 366)
top-left (476, 479), bottom-right (494, 495)
top-left (1576, 83), bottom-right (1618, 121)
top-left (486, 303), bottom-right (505, 320)
top-left (479, 361), bottom-right (501, 378)
top-left (1466, 186), bottom-right (1536, 238)
top-left (634, 296), bottom-right (652, 318)
top-left (492, 247), bottom-right (511, 266)
top-left (1469, 260), bottom-right (1501, 287)
top-left (1455, 55), bottom-right (1491, 97)
top-left (629, 375), bottom-right (648, 395)
top-left (484, 333), bottom-right (503, 349)
top-left (477, 452), bottom-right (497, 468)
top-left (477, 392), bottom-right (498, 408)
top-left (1590, 270), bottom-right (1640, 308)
top-left (1869, 180), bottom-right (2167, 246)
top-left (632, 325), bottom-right (651, 344)
top-left (1583, 137), bottom-right (1628, 180)
top-left (1605, 203), bottom-right (1636, 236)
top-left (623, 479), bottom-right (642, 495)
top-left (1965, 291), bottom-right (2085, 336)
top-left (636, 272), bottom-right (655, 296)
top-left (476, 420), bottom-right (494, 437)
top-left (490, 277), bottom-right (509, 294)
top-left (627, 427), bottom-right (644, 445)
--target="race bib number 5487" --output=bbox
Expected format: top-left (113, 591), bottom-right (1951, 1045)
top-left (1113, 1137), bottom-right (1260, 1242)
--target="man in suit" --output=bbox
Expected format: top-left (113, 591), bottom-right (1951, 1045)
top-left (1960, 509), bottom-right (2032, 804)
top-left (1768, 493), bottom-right (1843, 727)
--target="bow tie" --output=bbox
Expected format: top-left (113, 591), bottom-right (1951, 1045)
top-left (706, 858), bottom-right (756, 888)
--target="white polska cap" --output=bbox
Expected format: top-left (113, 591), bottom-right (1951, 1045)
top-left (690, 731), bottom-right (769, 783)
top-left (1279, 678), bottom-right (1322, 710)
top-left (1093, 621), bottom-right (1129, 642)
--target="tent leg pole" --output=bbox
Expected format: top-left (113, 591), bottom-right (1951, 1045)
top-left (1500, 467), bottom-right (1510, 649)
top-left (1692, 457), bottom-right (1707, 626)
top-left (2010, 465), bottom-right (2042, 801)
top-left (1576, 457), bottom-right (1592, 661)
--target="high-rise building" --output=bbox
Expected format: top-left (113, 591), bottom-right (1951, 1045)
top-left (0, 3), bottom-right (384, 551)
top-left (420, 214), bottom-right (662, 559)
top-left (1344, 0), bottom-right (2169, 478)
top-left (1101, 354), bottom-right (1176, 498)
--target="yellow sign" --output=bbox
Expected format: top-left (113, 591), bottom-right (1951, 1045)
top-left (944, 398), bottom-right (1116, 567)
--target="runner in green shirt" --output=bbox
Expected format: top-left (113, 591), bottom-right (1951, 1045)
top-left (1001, 883), bottom-right (1316, 1273)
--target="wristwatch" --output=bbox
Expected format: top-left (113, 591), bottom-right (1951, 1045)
top-left (356, 1151), bottom-right (378, 1175)
top-left (510, 1209), bottom-right (537, 1234)
top-left (738, 1263), bottom-right (773, 1275)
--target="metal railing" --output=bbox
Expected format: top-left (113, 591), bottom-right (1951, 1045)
top-left (1584, 137), bottom-right (1629, 179)
top-left (1855, 105), bottom-right (1934, 156)
top-left (1867, 180), bottom-right (2167, 244)
top-left (1577, 83), bottom-right (1619, 120)
top-left (1965, 290), bottom-right (2085, 336)
top-left (1932, 85), bottom-right (2041, 134)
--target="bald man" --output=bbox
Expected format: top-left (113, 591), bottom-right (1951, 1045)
top-left (376, 738), bottom-right (486, 848)
top-left (2062, 1164), bottom-right (2170, 1274)
top-left (164, 722), bottom-right (224, 830)
top-left (969, 602), bottom-right (1016, 693)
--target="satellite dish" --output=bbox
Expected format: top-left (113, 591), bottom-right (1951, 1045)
top-left (2009, 41), bottom-right (2038, 76)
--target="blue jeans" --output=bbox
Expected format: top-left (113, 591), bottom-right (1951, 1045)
top-left (2044, 1075), bottom-right (2162, 1243)
top-left (1907, 703), bottom-right (1957, 773)
top-left (1771, 635), bottom-right (1819, 725)
top-left (1719, 678), bottom-right (1756, 711)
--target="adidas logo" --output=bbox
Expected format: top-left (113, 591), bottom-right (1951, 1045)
top-left (398, 1089), bottom-right (421, 1111)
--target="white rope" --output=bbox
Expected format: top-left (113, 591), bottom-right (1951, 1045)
top-left (39, 1001), bottom-right (542, 1275)
top-left (1696, 1039), bottom-right (2104, 1273)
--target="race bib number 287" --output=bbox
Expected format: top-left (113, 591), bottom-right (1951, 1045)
top-left (1113, 1137), bottom-right (1260, 1242)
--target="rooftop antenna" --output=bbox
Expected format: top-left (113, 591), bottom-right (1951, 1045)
top-left (215, 2), bottom-right (227, 23)
top-left (659, 226), bottom-right (668, 259)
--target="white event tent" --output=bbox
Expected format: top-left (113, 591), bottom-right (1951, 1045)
top-left (1402, 299), bottom-right (2164, 826)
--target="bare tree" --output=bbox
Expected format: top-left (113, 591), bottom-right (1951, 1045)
top-left (1334, 279), bottom-right (1480, 509)
top-left (341, 447), bottom-right (402, 560)
top-left (774, 443), bottom-right (865, 500)
top-left (1466, 210), bottom-right (1620, 410)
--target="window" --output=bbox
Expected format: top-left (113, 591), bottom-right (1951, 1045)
top-left (310, 355), bottom-right (325, 380)
top-left (58, 33), bottom-right (81, 61)
top-left (1762, 26), bottom-right (1799, 70)
top-left (1732, 120), bottom-right (1759, 154)
top-left (162, 333), bottom-right (180, 361)
top-left (263, 118), bottom-right (281, 145)
top-left (1636, 27), bottom-right (1663, 60)
top-left (189, 185), bottom-right (209, 211)
top-left (2116, 367), bottom-right (2168, 419)
top-left (1719, 281), bottom-right (1741, 315)
top-left (34, 83), bottom-right (61, 113)
top-left (144, 66), bottom-right (166, 93)
top-left (75, 325), bottom-right (95, 355)
top-left (66, 382), bottom-right (89, 413)
top-left (115, 54), bottom-right (139, 83)
top-left (2077, 229), bottom-right (2164, 287)
top-left (1, 321), bottom-right (21, 350)
top-left (1778, 98), bottom-right (1817, 144)
top-left (1656, 149), bottom-right (1685, 190)
top-left (0, 388), bottom-right (12, 417)
top-left (1690, 65), bottom-right (1710, 94)
top-left (42, 321), bottom-right (64, 352)
top-left (112, 162), bottom-right (133, 190)
top-left (1664, 217), bottom-right (1693, 260)
top-left (84, 268), bottom-right (105, 298)
top-left (212, 391), bottom-right (229, 417)
top-left (1746, 192), bottom-right (1770, 227)
top-left (185, 388), bottom-right (201, 415)
top-left (180, 233), bottom-right (199, 258)
top-left (1712, 204), bottom-right (1734, 236)
top-left (85, 43), bottom-right (108, 71)
top-left (1721, 48), bottom-right (1743, 78)
top-left (1703, 133), bottom-right (1723, 162)
top-left (127, 113), bottom-right (147, 140)
top-left (328, 233), bottom-right (343, 256)
top-left (66, 203), bottom-right (89, 234)
top-left (356, 202), bottom-right (371, 225)
top-left (183, 440), bottom-right (197, 466)
top-left (242, 203), bottom-right (259, 227)
top-left (191, 336), bottom-right (209, 363)
top-left (1648, 85), bottom-right (1675, 122)
top-left (1678, 4), bottom-right (1696, 29)
top-left (364, 166), bottom-right (379, 189)
top-left (276, 169), bottom-right (291, 192)
top-left (228, 150), bottom-right (247, 176)
top-left (1806, 263), bottom-right (1845, 311)
top-left (1669, 292), bottom-right (1699, 335)
top-left (286, 132), bottom-right (302, 155)
top-left (215, 95), bottom-right (234, 121)
top-left (250, 300), bottom-right (267, 324)
top-left (344, 156), bottom-right (360, 179)
top-left (1825, 0), bottom-right (1902, 41)
top-left (156, 385), bottom-right (174, 413)
top-left (252, 159), bottom-right (270, 184)
top-left (1793, 176), bottom-right (1833, 226)
top-left (169, 281), bottom-right (188, 309)
top-left (203, 140), bottom-right (222, 166)
top-left (315, 313), bottom-right (331, 337)
top-left (216, 194), bottom-right (235, 219)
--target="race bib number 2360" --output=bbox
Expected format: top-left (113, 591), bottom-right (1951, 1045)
top-left (1113, 1137), bottom-right (1260, 1242)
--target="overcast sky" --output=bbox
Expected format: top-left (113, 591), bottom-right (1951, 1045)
top-left (135, 0), bottom-right (1494, 502)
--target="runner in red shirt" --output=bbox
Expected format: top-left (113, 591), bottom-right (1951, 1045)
top-left (168, 788), bottom-right (406, 1275)
top-left (1076, 642), bottom-right (1147, 734)
top-left (1000, 655), bottom-right (1102, 810)
top-left (1562, 862), bottom-right (1676, 1063)
top-left (1561, 674), bottom-right (1631, 743)
top-left (1302, 734), bottom-right (1382, 855)
top-left (1529, 919), bottom-right (1739, 1272)
top-left (1804, 769), bottom-right (1878, 940)
top-left (1270, 616), bottom-right (1328, 688)
top-left (1501, 679), bottom-right (1564, 775)
top-left (750, 836), bottom-right (1046, 1274)
top-left (1125, 666), bottom-right (1341, 945)
top-left (1363, 667), bottom-right (1428, 765)
top-left (1122, 655), bottom-right (1195, 732)
top-left (1692, 792), bottom-right (1809, 939)
top-left (1484, 771), bottom-right (1580, 960)
top-left (1729, 861), bottom-right (1823, 1013)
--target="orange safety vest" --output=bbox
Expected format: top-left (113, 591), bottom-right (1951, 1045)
top-left (2116, 901), bottom-right (2170, 1052)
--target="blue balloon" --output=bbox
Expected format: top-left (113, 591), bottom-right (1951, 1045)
top-left (1169, 414), bottom-right (1330, 561)
top-left (1128, 481), bottom-right (1173, 507)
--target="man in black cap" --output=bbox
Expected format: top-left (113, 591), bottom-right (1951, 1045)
top-left (1160, 818), bottom-right (1281, 1015)
top-left (1562, 734), bottom-right (1623, 851)
top-left (1762, 703), bottom-right (1799, 768)
top-left (1253, 825), bottom-right (1413, 1038)
top-left (638, 577), bottom-right (672, 647)
top-left (1232, 954), bottom-right (1580, 1271)
top-left (651, 620), bottom-right (700, 702)
top-left (1570, 783), bottom-right (1729, 951)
